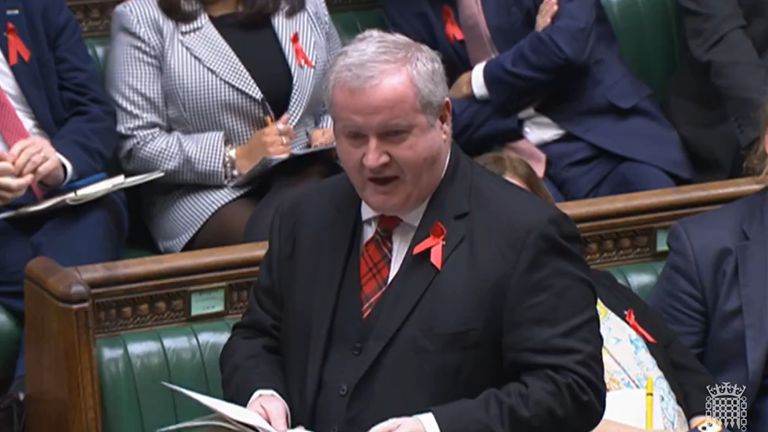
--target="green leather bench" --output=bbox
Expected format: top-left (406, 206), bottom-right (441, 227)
top-left (93, 263), bottom-right (665, 432)
top-left (24, 240), bottom-right (675, 432)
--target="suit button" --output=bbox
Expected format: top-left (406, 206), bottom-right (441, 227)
top-left (352, 343), bottom-right (362, 356)
top-left (338, 384), bottom-right (348, 397)
top-left (330, 426), bottom-right (339, 432)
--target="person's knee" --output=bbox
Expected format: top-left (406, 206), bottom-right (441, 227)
top-left (603, 161), bottom-right (676, 193)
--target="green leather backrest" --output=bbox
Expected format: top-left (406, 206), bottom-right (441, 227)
top-left (85, 38), bottom-right (111, 80)
top-left (93, 260), bottom-right (665, 431)
top-left (600, 0), bottom-right (680, 101)
top-left (96, 320), bottom-right (236, 432)
top-left (607, 260), bottom-right (666, 300)
top-left (0, 307), bottom-right (21, 393)
top-left (331, 8), bottom-right (387, 43)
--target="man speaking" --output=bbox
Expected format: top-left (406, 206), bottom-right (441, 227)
top-left (220, 30), bottom-right (605, 432)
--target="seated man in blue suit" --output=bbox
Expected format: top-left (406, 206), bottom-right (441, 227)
top-left (649, 106), bottom-right (768, 432)
top-left (0, 0), bottom-right (127, 425)
top-left (384, 0), bottom-right (693, 201)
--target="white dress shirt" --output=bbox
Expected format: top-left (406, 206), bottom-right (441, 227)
top-left (0, 49), bottom-right (73, 184)
top-left (248, 153), bottom-right (451, 432)
top-left (471, 61), bottom-right (566, 146)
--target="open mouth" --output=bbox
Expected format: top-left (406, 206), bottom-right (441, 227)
top-left (369, 176), bottom-right (398, 186)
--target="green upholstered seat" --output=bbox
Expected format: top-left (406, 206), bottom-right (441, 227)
top-left (85, 38), bottom-right (111, 81)
top-left (93, 261), bottom-right (666, 430)
top-left (96, 320), bottom-right (236, 431)
top-left (607, 260), bottom-right (666, 300)
top-left (0, 306), bottom-right (20, 393)
top-left (600, 0), bottom-right (680, 101)
top-left (331, 8), bottom-right (387, 42)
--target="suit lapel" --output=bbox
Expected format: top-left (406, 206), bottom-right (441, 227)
top-left (353, 150), bottom-right (470, 378)
top-left (0, 2), bottom-right (51, 133)
top-left (304, 178), bottom-right (361, 413)
top-left (735, 191), bottom-right (768, 402)
top-left (272, 7), bottom-right (316, 127)
top-left (178, 14), bottom-right (263, 101)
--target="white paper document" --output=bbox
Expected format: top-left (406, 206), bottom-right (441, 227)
top-left (603, 388), bottom-right (663, 429)
top-left (160, 382), bottom-right (309, 432)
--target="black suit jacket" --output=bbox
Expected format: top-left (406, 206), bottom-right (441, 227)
top-left (220, 150), bottom-right (605, 432)
top-left (592, 270), bottom-right (712, 419)
top-left (665, 0), bottom-right (768, 181)
top-left (650, 188), bottom-right (768, 429)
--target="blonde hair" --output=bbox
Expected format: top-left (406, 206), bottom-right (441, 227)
top-left (743, 103), bottom-right (768, 177)
top-left (475, 152), bottom-right (555, 203)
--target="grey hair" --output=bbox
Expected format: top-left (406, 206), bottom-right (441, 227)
top-left (325, 29), bottom-right (449, 121)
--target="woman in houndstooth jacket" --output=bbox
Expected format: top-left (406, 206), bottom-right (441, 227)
top-left (108, 0), bottom-right (341, 252)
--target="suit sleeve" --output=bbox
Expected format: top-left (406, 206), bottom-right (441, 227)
top-left (431, 211), bottom-right (605, 432)
top-left (107, 6), bottom-right (228, 186)
top-left (649, 223), bottom-right (710, 360)
top-left (451, 98), bottom-right (524, 156)
top-left (678, 0), bottom-right (768, 147)
top-left (220, 207), bottom-right (289, 406)
top-left (43, 0), bottom-right (118, 178)
top-left (483, 0), bottom-right (597, 112)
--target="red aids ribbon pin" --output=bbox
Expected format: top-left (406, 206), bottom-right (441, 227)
top-left (442, 5), bottom-right (464, 43)
top-left (6, 23), bottom-right (30, 66)
top-left (413, 221), bottom-right (447, 270)
top-left (625, 308), bottom-right (657, 344)
top-left (291, 32), bottom-right (314, 69)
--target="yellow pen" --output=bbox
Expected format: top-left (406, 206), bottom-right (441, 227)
top-left (645, 376), bottom-right (654, 430)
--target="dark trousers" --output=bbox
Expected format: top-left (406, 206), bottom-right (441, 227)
top-left (542, 136), bottom-right (678, 201)
top-left (0, 193), bottom-right (127, 379)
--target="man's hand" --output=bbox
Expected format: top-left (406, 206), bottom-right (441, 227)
top-left (0, 154), bottom-right (32, 205)
top-left (368, 417), bottom-right (426, 432)
top-left (449, 71), bottom-right (473, 99)
top-left (247, 394), bottom-right (289, 432)
top-left (8, 136), bottom-right (65, 188)
top-left (536, 0), bottom-right (559, 32)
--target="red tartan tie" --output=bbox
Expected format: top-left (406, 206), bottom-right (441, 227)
top-left (360, 215), bottom-right (402, 319)
top-left (0, 86), bottom-right (43, 200)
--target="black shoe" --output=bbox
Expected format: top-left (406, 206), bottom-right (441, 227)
top-left (0, 377), bottom-right (25, 432)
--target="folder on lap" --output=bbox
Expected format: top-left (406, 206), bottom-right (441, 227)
top-left (0, 170), bottom-right (164, 219)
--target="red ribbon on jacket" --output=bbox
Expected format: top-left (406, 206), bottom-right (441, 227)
top-left (413, 221), bottom-right (447, 270)
top-left (6, 23), bottom-right (31, 66)
top-left (442, 5), bottom-right (464, 43)
top-left (625, 308), bottom-right (657, 344)
top-left (291, 32), bottom-right (314, 69)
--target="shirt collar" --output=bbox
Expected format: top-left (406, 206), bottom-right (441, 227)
top-left (360, 149), bottom-right (451, 228)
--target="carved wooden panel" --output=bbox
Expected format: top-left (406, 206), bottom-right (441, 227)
top-left (69, 0), bottom-right (119, 38)
top-left (583, 227), bottom-right (659, 267)
top-left (68, 0), bottom-right (380, 38)
top-left (93, 278), bottom-right (255, 334)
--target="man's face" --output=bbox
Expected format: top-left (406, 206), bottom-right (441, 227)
top-left (332, 71), bottom-right (451, 215)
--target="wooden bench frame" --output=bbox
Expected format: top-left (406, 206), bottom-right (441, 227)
top-left (24, 177), bottom-right (766, 431)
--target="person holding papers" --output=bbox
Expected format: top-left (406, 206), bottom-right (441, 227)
top-left (221, 31), bottom-right (606, 432)
top-left (108, 0), bottom-right (341, 252)
top-left (0, 0), bottom-right (127, 427)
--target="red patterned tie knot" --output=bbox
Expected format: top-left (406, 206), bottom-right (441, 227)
top-left (376, 215), bottom-right (402, 233)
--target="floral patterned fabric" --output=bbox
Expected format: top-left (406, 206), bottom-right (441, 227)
top-left (597, 299), bottom-right (688, 431)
